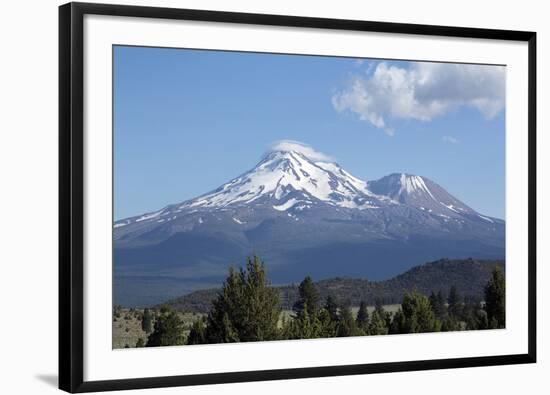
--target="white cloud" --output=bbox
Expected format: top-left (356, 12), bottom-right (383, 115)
top-left (442, 135), bottom-right (459, 144)
top-left (332, 62), bottom-right (505, 134)
top-left (269, 140), bottom-right (333, 162)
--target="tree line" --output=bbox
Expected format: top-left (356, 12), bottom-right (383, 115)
top-left (163, 258), bottom-right (503, 314)
top-left (132, 255), bottom-right (505, 347)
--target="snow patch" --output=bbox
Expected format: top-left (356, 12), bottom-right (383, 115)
top-left (478, 214), bottom-right (494, 223)
top-left (135, 210), bottom-right (164, 222)
top-left (273, 198), bottom-right (299, 211)
top-left (399, 174), bottom-right (436, 200)
top-left (442, 203), bottom-right (459, 213)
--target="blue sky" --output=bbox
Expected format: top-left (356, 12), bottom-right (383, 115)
top-left (114, 46), bottom-right (505, 220)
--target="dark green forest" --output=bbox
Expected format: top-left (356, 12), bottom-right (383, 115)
top-left (117, 255), bottom-right (505, 348)
top-left (163, 258), bottom-right (504, 313)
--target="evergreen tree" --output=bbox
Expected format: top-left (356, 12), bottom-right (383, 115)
top-left (293, 276), bottom-right (320, 319)
top-left (186, 318), bottom-right (206, 345)
top-left (301, 295), bottom-right (339, 338)
top-left (437, 290), bottom-right (447, 318)
top-left (484, 267), bottom-right (505, 328)
top-left (146, 306), bottom-right (185, 347)
top-left (141, 308), bottom-right (153, 334)
top-left (395, 292), bottom-right (440, 333)
top-left (465, 306), bottom-right (488, 331)
top-left (204, 256), bottom-right (281, 343)
top-left (356, 301), bottom-right (369, 333)
top-left (283, 301), bottom-right (325, 339)
top-left (461, 295), bottom-right (482, 327)
top-left (317, 307), bottom-right (338, 337)
top-left (336, 302), bottom-right (361, 337)
top-left (368, 300), bottom-right (389, 335)
top-left (429, 291), bottom-right (438, 313)
top-left (448, 286), bottom-right (462, 318)
top-left (279, 315), bottom-right (294, 340)
top-left (285, 276), bottom-right (326, 339)
top-left (475, 309), bottom-right (489, 330)
top-left (205, 268), bottom-right (242, 343)
top-left (324, 295), bottom-right (339, 323)
top-left (369, 309), bottom-right (389, 335)
top-left (389, 309), bottom-right (405, 334)
top-left (440, 316), bottom-right (461, 332)
top-left (429, 290), bottom-right (446, 320)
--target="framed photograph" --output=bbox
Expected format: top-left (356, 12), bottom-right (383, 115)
top-left (59, 2), bottom-right (536, 392)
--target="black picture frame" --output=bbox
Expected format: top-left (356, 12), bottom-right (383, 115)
top-left (59, 2), bottom-right (537, 393)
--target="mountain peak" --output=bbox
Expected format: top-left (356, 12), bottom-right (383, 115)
top-left (267, 140), bottom-right (335, 163)
top-left (370, 173), bottom-right (434, 199)
top-left (367, 172), bottom-right (475, 216)
top-left (178, 144), bottom-right (377, 211)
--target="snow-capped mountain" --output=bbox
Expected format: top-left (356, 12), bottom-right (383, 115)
top-left (180, 150), bottom-right (383, 210)
top-left (115, 149), bottom-right (385, 234)
top-left (114, 146), bottom-right (505, 307)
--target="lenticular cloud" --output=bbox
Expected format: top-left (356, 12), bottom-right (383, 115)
top-left (269, 140), bottom-right (334, 162)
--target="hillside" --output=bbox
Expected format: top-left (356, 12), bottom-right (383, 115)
top-left (163, 258), bottom-right (504, 313)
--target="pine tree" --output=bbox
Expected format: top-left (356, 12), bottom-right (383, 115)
top-left (279, 315), bottom-right (292, 339)
top-left (324, 295), bottom-right (339, 323)
top-left (369, 309), bottom-right (389, 335)
top-left (303, 295), bottom-right (339, 338)
top-left (484, 267), bottom-right (505, 328)
top-left (284, 301), bottom-right (326, 339)
top-left (285, 276), bottom-right (326, 339)
top-left (475, 309), bottom-right (489, 330)
top-left (429, 291), bottom-right (438, 312)
top-left (356, 301), bottom-right (369, 333)
top-left (317, 307), bottom-right (338, 337)
top-left (368, 300), bottom-right (389, 335)
top-left (465, 304), bottom-right (488, 331)
top-left (135, 338), bottom-right (145, 347)
top-left (448, 286), bottom-right (462, 318)
top-left (461, 295), bottom-right (483, 328)
top-left (205, 267), bottom-right (242, 343)
top-left (336, 302), bottom-right (360, 337)
top-left (204, 256), bottom-right (281, 343)
top-left (429, 290), bottom-right (446, 320)
top-left (437, 290), bottom-right (446, 318)
top-left (440, 316), bottom-right (461, 332)
top-left (141, 308), bottom-right (153, 334)
top-left (293, 276), bottom-right (320, 319)
top-left (146, 306), bottom-right (185, 347)
top-left (389, 309), bottom-right (405, 334)
top-left (186, 318), bottom-right (206, 345)
top-left (396, 292), bottom-right (439, 333)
